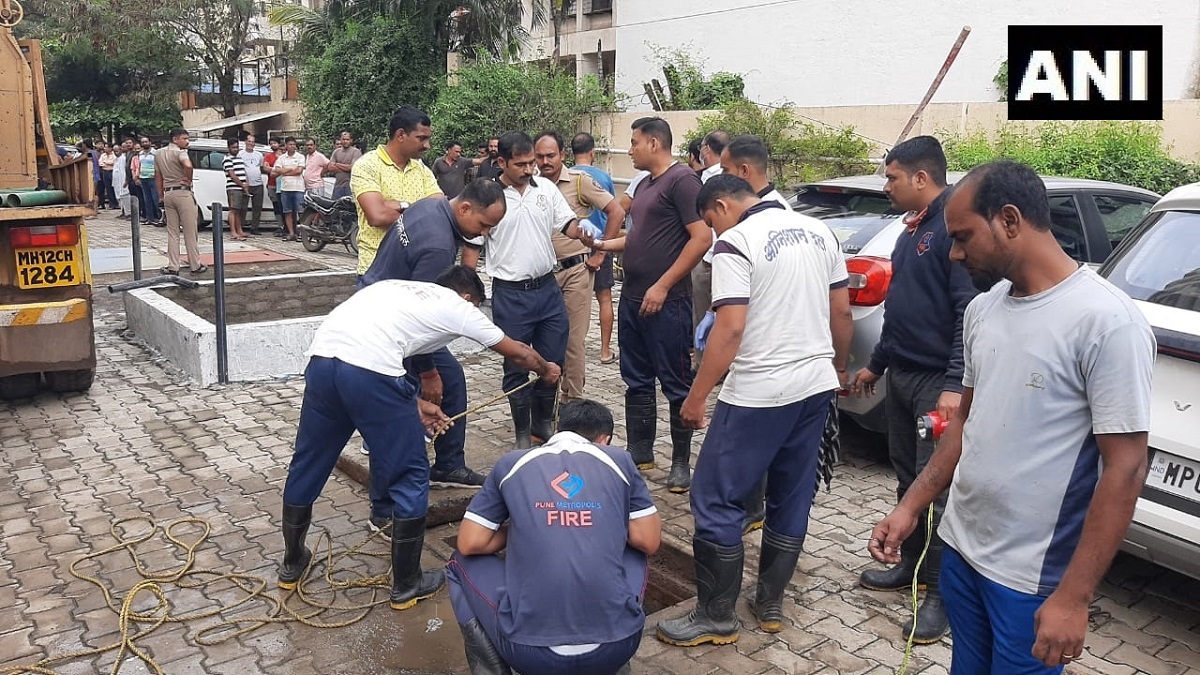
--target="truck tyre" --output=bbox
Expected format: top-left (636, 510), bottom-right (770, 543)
top-left (44, 369), bottom-right (95, 393)
top-left (0, 373), bottom-right (40, 400)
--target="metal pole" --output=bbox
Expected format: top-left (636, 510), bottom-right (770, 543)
top-left (131, 194), bottom-right (142, 280)
top-left (876, 25), bottom-right (973, 175)
top-left (212, 202), bottom-right (229, 384)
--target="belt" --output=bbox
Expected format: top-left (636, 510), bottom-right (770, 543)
top-left (165, 185), bottom-right (192, 192)
top-left (554, 254), bottom-right (588, 272)
top-left (492, 272), bottom-right (555, 291)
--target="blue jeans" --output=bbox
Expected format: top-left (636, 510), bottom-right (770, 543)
top-left (618, 294), bottom-right (694, 404)
top-left (280, 190), bottom-right (304, 214)
top-left (332, 185), bottom-right (352, 199)
top-left (139, 180), bottom-right (161, 222)
top-left (691, 392), bottom-right (832, 546)
top-left (447, 550), bottom-right (644, 675)
top-left (942, 546), bottom-right (1064, 675)
top-left (283, 357), bottom-right (430, 519)
top-left (490, 279), bottom-right (567, 403)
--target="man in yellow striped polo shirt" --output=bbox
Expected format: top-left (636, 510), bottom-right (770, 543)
top-left (351, 106), bottom-right (443, 275)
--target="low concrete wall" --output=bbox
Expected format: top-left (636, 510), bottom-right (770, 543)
top-left (124, 271), bottom-right (491, 387)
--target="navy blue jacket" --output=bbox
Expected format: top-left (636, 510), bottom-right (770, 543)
top-left (359, 196), bottom-right (468, 372)
top-left (867, 190), bottom-right (977, 392)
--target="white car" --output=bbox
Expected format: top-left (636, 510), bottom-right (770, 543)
top-left (1099, 183), bottom-right (1200, 580)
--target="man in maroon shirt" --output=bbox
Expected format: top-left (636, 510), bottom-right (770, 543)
top-left (591, 117), bottom-right (710, 493)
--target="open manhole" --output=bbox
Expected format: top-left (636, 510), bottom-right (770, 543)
top-left (439, 535), bottom-right (695, 615)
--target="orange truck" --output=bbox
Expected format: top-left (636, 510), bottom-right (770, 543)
top-left (0, 13), bottom-right (97, 400)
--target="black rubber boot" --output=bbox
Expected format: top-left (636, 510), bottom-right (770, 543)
top-left (666, 402), bottom-right (692, 493)
top-left (530, 388), bottom-right (558, 445)
top-left (656, 539), bottom-right (743, 646)
top-left (901, 540), bottom-right (949, 644)
top-left (749, 528), bottom-right (804, 632)
top-left (741, 476), bottom-right (767, 535)
top-left (389, 516), bottom-right (446, 610)
top-left (508, 397), bottom-right (532, 450)
top-left (460, 617), bottom-right (512, 675)
top-left (278, 503), bottom-right (312, 590)
top-left (625, 392), bottom-right (657, 470)
top-left (859, 521), bottom-right (925, 592)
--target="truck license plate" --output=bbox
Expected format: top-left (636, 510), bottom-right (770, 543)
top-left (1146, 450), bottom-right (1200, 504)
top-left (14, 247), bottom-right (80, 289)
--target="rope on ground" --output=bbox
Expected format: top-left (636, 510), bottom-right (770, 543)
top-left (4, 376), bottom-right (549, 675)
top-left (895, 503), bottom-right (936, 675)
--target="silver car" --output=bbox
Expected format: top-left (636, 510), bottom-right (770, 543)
top-left (1099, 183), bottom-right (1200, 580)
top-left (789, 173), bottom-right (1161, 432)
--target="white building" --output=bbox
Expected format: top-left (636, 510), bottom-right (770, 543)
top-left (520, 0), bottom-right (1200, 109)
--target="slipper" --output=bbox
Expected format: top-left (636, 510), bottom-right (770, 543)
top-left (159, 267), bottom-right (179, 276)
top-left (600, 353), bottom-right (618, 364)
top-left (189, 263), bottom-right (208, 274)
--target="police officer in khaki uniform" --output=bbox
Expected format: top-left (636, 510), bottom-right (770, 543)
top-left (533, 132), bottom-right (626, 403)
top-left (156, 128), bottom-right (205, 275)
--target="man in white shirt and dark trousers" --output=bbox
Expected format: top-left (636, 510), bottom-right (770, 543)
top-left (869, 161), bottom-right (1154, 672)
top-left (278, 266), bottom-right (560, 612)
top-left (461, 131), bottom-right (589, 449)
top-left (657, 175), bottom-right (852, 647)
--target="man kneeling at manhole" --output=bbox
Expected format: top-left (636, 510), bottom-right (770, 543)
top-left (447, 400), bottom-right (661, 675)
top-left (277, 266), bottom-right (561, 611)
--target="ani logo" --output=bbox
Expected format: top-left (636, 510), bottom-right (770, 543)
top-left (916, 231), bottom-right (934, 256)
top-left (551, 471), bottom-right (584, 499)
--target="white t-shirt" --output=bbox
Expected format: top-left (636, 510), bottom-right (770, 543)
top-left (241, 150), bottom-right (265, 186)
top-left (711, 204), bottom-right (848, 407)
top-left (307, 281), bottom-right (504, 377)
top-left (939, 266), bottom-right (1155, 596)
top-left (484, 177), bottom-right (576, 281)
top-left (703, 186), bottom-right (791, 264)
top-left (623, 171), bottom-right (651, 233)
top-left (276, 152), bottom-right (307, 192)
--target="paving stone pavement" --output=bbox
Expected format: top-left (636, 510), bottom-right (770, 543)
top-left (1, 211), bottom-right (1199, 673)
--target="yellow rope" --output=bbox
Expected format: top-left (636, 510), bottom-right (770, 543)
top-left (3, 376), bottom-right (551, 675)
top-left (895, 503), bottom-right (936, 675)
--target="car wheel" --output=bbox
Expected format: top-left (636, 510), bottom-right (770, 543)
top-left (0, 373), bottom-right (40, 400)
top-left (44, 369), bottom-right (94, 393)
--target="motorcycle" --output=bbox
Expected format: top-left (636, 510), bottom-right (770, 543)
top-left (297, 192), bottom-right (358, 254)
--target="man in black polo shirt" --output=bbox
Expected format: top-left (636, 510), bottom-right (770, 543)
top-left (592, 117), bottom-right (710, 493)
top-left (360, 179), bottom-right (507, 497)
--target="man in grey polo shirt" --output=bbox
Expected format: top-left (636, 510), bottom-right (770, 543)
top-left (869, 161), bottom-right (1154, 674)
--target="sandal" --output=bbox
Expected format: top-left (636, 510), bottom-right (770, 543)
top-left (600, 352), bottom-right (618, 365)
top-left (189, 263), bottom-right (208, 274)
top-left (159, 267), bottom-right (179, 276)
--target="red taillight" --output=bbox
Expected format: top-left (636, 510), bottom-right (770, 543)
top-left (846, 256), bottom-right (892, 306)
top-left (815, 186), bottom-right (847, 194)
top-left (8, 224), bottom-right (79, 248)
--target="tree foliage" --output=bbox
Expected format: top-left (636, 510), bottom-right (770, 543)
top-left (428, 58), bottom-right (614, 152)
top-left (649, 45), bottom-right (745, 110)
top-left (687, 99), bottom-right (873, 185)
top-left (158, 0), bottom-right (256, 118)
top-left (942, 121), bottom-right (1200, 195)
top-left (299, 15), bottom-right (442, 147)
top-left (49, 100), bottom-right (183, 140)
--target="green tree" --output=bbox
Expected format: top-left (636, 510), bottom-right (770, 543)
top-left (686, 99), bottom-right (872, 185)
top-left (299, 15), bottom-right (442, 146)
top-left (428, 58), bottom-right (613, 152)
top-left (159, 0), bottom-right (256, 118)
top-left (942, 121), bottom-right (1200, 194)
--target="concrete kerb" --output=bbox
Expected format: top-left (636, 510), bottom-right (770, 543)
top-left (123, 270), bottom-right (492, 386)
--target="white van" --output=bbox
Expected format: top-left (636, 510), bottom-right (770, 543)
top-left (186, 138), bottom-right (276, 226)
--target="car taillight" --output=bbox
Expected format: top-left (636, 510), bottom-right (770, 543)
top-left (8, 224), bottom-right (79, 248)
top-left (846, 256), bottom-right (892, 306)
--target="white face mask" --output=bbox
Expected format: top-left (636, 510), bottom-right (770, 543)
top-left (462, 235), bottom-right (486, 248)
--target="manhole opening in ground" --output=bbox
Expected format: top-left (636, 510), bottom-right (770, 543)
top-left (439, 535), bottom-right (695, 615)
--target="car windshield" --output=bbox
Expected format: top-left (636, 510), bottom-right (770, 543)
top-left (790, 187), bottom-right (901, 254)
top-left (1102, 210), bottom-right (1200, 311)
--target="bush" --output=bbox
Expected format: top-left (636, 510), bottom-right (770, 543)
top-left (428, 58), bottom-right (614, 151)
top-left (299, 15), bottom-right (442, 146)
top-left (686, 99), bottom-right (873, 185)
top-left (942, 121), bottom-right (1200, 194)
top-left (652, 46), bottom-right (745, 110)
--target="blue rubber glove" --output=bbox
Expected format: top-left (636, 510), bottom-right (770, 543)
top-left (694, 310), bottom-right (715, 350)
top-left (578, 218), bottom-right (604, 240)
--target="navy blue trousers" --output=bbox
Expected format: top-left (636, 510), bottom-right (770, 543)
top-left (446, 549), bottom-right (644, 675)
top-left (691, 391), bottom-right (833, 546)
top-left (283, 357), bottom-right (430, 519)
top-left (617, 295), bottom-right (693, 404)
top-left (369, 348), bottom-right (467, 519)
top-left (490, 281), bottom-right (567, 401)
